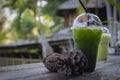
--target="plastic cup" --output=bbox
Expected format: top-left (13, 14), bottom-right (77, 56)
top-left (97, 30), bottom-right (111, 61)
top-left (72, 13), bottom-right (102, 72)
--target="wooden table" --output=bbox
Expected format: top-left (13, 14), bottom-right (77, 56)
top-left (0, 55), bottom-right (120, 80)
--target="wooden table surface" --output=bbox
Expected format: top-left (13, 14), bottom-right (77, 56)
top-left (0, 55), bottom-right (120, 80)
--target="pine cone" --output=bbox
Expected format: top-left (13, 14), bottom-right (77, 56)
top-left (43, 53), bottom-right (61, 72)
top-left (57, 50), bottom-right (88, 75)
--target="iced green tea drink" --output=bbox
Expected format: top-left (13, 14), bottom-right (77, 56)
top-left (72, 13), bottom-right (102, 72)
top-left (97, 33), bottom-right (111, 61)
top-left (72, 28), bottom-right (102, 72)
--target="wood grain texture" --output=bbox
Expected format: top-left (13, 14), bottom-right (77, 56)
top-left (0, 55), bottom-right (120, 80)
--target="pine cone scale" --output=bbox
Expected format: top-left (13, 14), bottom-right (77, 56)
top-left (57, 50), bottom-right (88, 75)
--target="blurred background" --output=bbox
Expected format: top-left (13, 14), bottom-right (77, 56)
top-left (0, 0), bottom-right (120, 67)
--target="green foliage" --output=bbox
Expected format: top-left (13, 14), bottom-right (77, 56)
top-left (108, 0), bottom-right (120, 11)
top-left (0, 0), bottom-right (7, 43)
top-left (14, 48), bottom-right (39, 54)
top-left (41, 14), bottom-right (66, 37)
top-left (29, 48), bottom-right (39, 54)
top-left (2, 0), bottom-right (68, 41)
top-left (41, 0), bottom-right (66, 16)
top-left (50, 17), bottom-right (66, 33)
top-left (42, 15), bottom-right (53, 37)
top-left (41, 0), bottom-right (67, 33)
top-left (3, 0), bottom-right (36, 15)
top-left (21, 9), bottom-right (36, 33)
top-left (3, 0), bottom-right (37, 38)
top-left (12, 9), bottom-right (38, 39)
top-left (0, 32), bottom-right (6, 41)
top-left (77, 6), bottom-right (85, 14)
top-left (21, 21), bottom-right (35, 33)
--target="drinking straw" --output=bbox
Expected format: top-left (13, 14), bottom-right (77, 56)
top-left (79, 0), bottom-right (89, 26)
top-left (79, 0), bottom-right (88, 13)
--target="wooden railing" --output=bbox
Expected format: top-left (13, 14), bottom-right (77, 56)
top-left (0, 42), bottom-right (42, 66)
top-left (0, 38), bottom-right (73, 66)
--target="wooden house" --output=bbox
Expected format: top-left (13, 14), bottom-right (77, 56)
top-left (56, 0), bottom-right (80, 26)
top-left (56, 0), bottom-right (107, 26)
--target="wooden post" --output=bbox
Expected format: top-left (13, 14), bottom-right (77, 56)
top-left (21, 54), bottom-right (25, 64)
top-left (105, 0), bottom-right (115, 47)
top-left (37, 0), bottom-right (53, 58)
top-left (113, 0), bottom-right (118, 47)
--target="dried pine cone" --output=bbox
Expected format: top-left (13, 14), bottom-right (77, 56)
top-left (57, 50), bottom-right (88, 75)
top-left (43, 53), bottom-right (61, 72)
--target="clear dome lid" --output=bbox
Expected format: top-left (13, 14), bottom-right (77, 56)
top-left (72, 13), bottom-right (102, 28)
top-left (71, 13), bottom-right (110, 34)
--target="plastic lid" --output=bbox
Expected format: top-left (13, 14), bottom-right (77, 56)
top-left (71, 13), bottom-right (102, 29)
top-left (71, 13), bottom-right (110, 34)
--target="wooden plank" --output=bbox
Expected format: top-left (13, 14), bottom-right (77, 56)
top-left (0, 55), bottom-right (120, 80)
top-left (0, 42), bottom-right (41, 49)
top-left (0, 63), bottom-right (43, 72)
top-left (0, 67), bottom-right (48, 80)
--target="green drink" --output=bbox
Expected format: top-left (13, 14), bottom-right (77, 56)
top-left (97, 33), bottom-right (111, 61)
top-left (72, 13), bottom-right (103, 72)
top-left (72, 28), bottom-right (102, 72)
